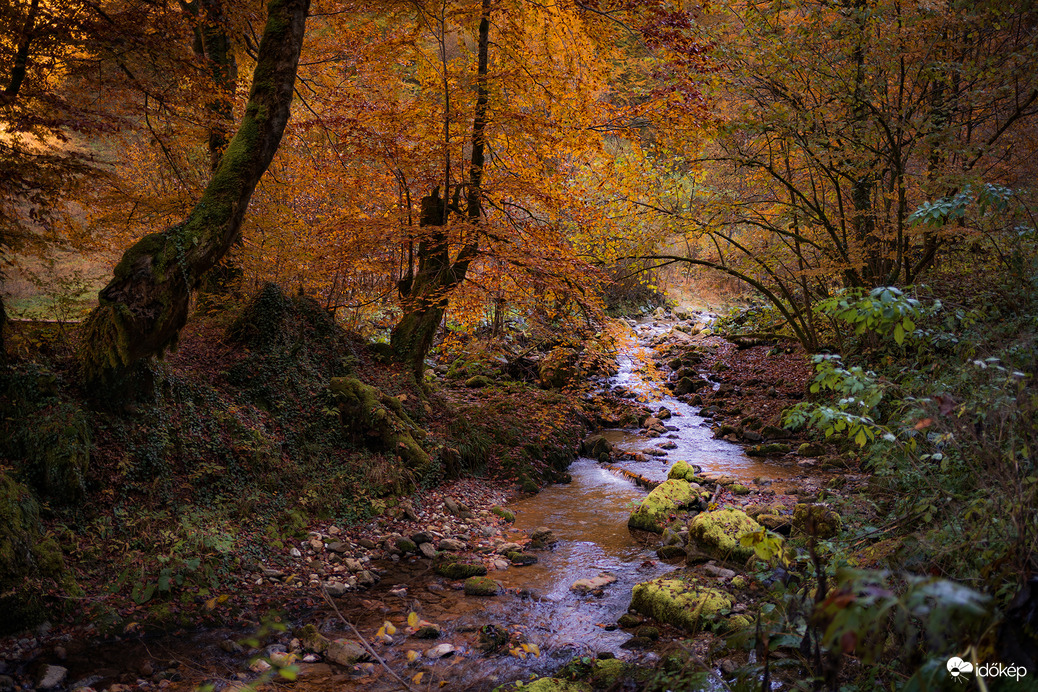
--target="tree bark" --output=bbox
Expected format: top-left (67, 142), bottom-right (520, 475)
top-left (79, 0), bottom-right (310, 391)
top-left (390, 0), bottom-right (490, 380)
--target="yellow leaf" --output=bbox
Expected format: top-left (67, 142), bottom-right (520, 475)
top-left (384, 620), bottom-right (397, 635)
top-left (412, 672), bottom-right (424, 684)
top-left (406, 650), bottom-right (420, 663)
top-left (407, 611), bottom-right (419, 628)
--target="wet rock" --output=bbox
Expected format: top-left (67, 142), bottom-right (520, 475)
top-left (674, 377), bottom-right (708, 395)
top-left (425, 643), bottom-right (457, 659)
top-left (687, 508), bottom-right (763, 563)
top-left (617, 613), bottom-right (641, 628)
top-left (656, 407), bottom-right (672, 420)
top-left (628, 479), bottom-right (707, 533)
top-left (478, 624), bottom-right (510, 653)
top-left (419, 542), bottom-right (438, 559)
top-left (621, 636), bottom-right (653, 649)
top-left (571, 572), bottom-right (618, 593)
top-left (529, 527), bottom-right (557, 549)
top-left (326, 639), bottom-right (368, 666)
top-left (630, 577), bottom-right (734, 632)
top-left (645, 447), bottom-right (669, 457)
top-left (742, 429), bottom-right (764, 442)
top-left (658, 441), bottom-right (678, 450)
top-left (507, 551), bottom-right (538, 566)
top-left (729, 483), bottom-right (751, 496)
top-left (415, 624), bottom-right (441, 639)
top-left (36, 665), bottom-right (67, 690)
top-left (793, 504), bottom-right (843, 538)
top-left (580, 435), bottom-right (613, 459)
top-left (464, 576), bottom-right (503, 596)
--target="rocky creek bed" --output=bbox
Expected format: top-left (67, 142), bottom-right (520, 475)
top-left (0, 311), bottom-right (869, 692)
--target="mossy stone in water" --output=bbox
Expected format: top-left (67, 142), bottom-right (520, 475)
top-left (687, 508), bottom-right (762, 563)
top-left (435, 559), bottom-right (487, 580)
top-left (507, 551), bottom-right (537, 566)
top-left (630, 577), bottom-right (733, 632)
top-left (746, 443), bottom-right (791, 457)
top-left (464, 576), bottom-right (502, 596)
top-left (627, 479), bottom-right (705, 534)
top-left (589, 658), bottom-right (627, 688)
top-left (730, 483), bottom-right (751, 496)
top-left (491, 506), bottom-right (515, 522)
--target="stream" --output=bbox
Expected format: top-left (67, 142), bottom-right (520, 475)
top-left (28, 317), bottom-right (805, 692)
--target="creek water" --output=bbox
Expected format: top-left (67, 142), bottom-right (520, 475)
top-left (359, 318), bottom-right (799, 690)
top-left (46, 318), bottom-right (800, 692)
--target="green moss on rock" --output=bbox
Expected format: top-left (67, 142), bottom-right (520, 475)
top-left (463, 576), bottom-right (502, 596)
top-left (666, 460), bottom-right (701, 483)
top-left (629, 577), bottom-right (733, 632)
top-left (627, 479), bottom-right (705, 534)
top-left (687, 508), bottom-right (762, 562)
top-left (746, 443), bottom-right (791, 457)
top-left (589, 658), bottom-right (627, 688)
top-left (435, 559), bottom-right (488, 580)
top-left (491, 506), bottom-right (515, 522)
top-left (493, 678), bottom-right (591, 692)
top-left (329, 376), bottom-right (430, 473)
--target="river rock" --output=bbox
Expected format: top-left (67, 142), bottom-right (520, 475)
top-left (687, 508), bottom-right (762, 563)
top-left (571, 571), bottom-right (618, 593)
top-left (411, 531), bottom-right (434, 544)
top-left (529, 527), bottom-right (557, 549)
top-left (581, 435), bottom-right (613, 458)
top-left (464, 576), bottom-right (503, 596)
top-left (419, 542), bottom-right (438, 559)
top-left (425, 643), bottom-right (457, 659)
top-left (667, 460), bottom-right (701, 483)
top-left (746, 443), bottom-right (791, 457)
top-left (438, 538), bottom-right (466, 551)
top-left (435, 559), bottom-right (487, 579)
top-left (507, 551), bottom-right (537, 566)
top-left (36, 665), bottom-right (67, 690)
top-left (495, 542), bottom-right (523, 554)
top-left (630, 577), bottom-right (733, 632)
top-left (356, 569), bottom-right (378, 586)
top-left (627, 479), bottom-right (707, 533)
top-left (326, 639), bottom-right (368, 666)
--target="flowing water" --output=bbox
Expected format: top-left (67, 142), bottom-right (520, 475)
top-left (354, 317), bottom-right (801, 690)
top-left (40, 318), bottom-right (800, 691)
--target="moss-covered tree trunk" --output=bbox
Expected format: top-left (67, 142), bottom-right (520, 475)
top-left (79, 0), bottom-right (310, 391)
top-left (390, 0), bottom-right (490, 380)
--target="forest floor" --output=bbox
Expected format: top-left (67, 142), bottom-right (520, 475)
top-left (0, 305), bottom-right (890, 692)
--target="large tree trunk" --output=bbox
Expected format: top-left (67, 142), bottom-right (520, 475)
top-left (79, 0), bottom-right (310, 392)
top-left (390, 0), bottom-right (490, 380)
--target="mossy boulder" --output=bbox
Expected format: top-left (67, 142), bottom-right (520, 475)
top-left (298, 623), bottom-right (330, 653)
top-left (793, 503), bottom-right (843, 539)
top-left (491, 506), bottom-right (515, 523)
top-left (464, 576), bottom-right (502, 596)
top-left (465, 375), bottom-right (493, 388)
top-left (580, 434), bottom-right (612, 459)
top-left (627, 479), bottom-right (705, 534)
top-left (674, 377), bottom-right (707, 395)
top-left (0, 471), bottom-right (70, 634)
top-left (589, 658), bottom-right (627, 688)
top-left (666, 460), bottom-right (701, 483)
top-left (798, 442), bottom-right (826, 457)
top-left (435, 558), bottom-right (488, 580)
top-left (328, 376), bottom-right (430, 473)
top-left (629, 577), bottom-right (733, 632)
top-left (730, 483), bottom-right (751, 496)
top-left (687, 508), bottom-right (762, 563)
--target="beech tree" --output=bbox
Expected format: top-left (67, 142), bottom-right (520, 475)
top-left (79, 0), bottom-right (311, 390)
